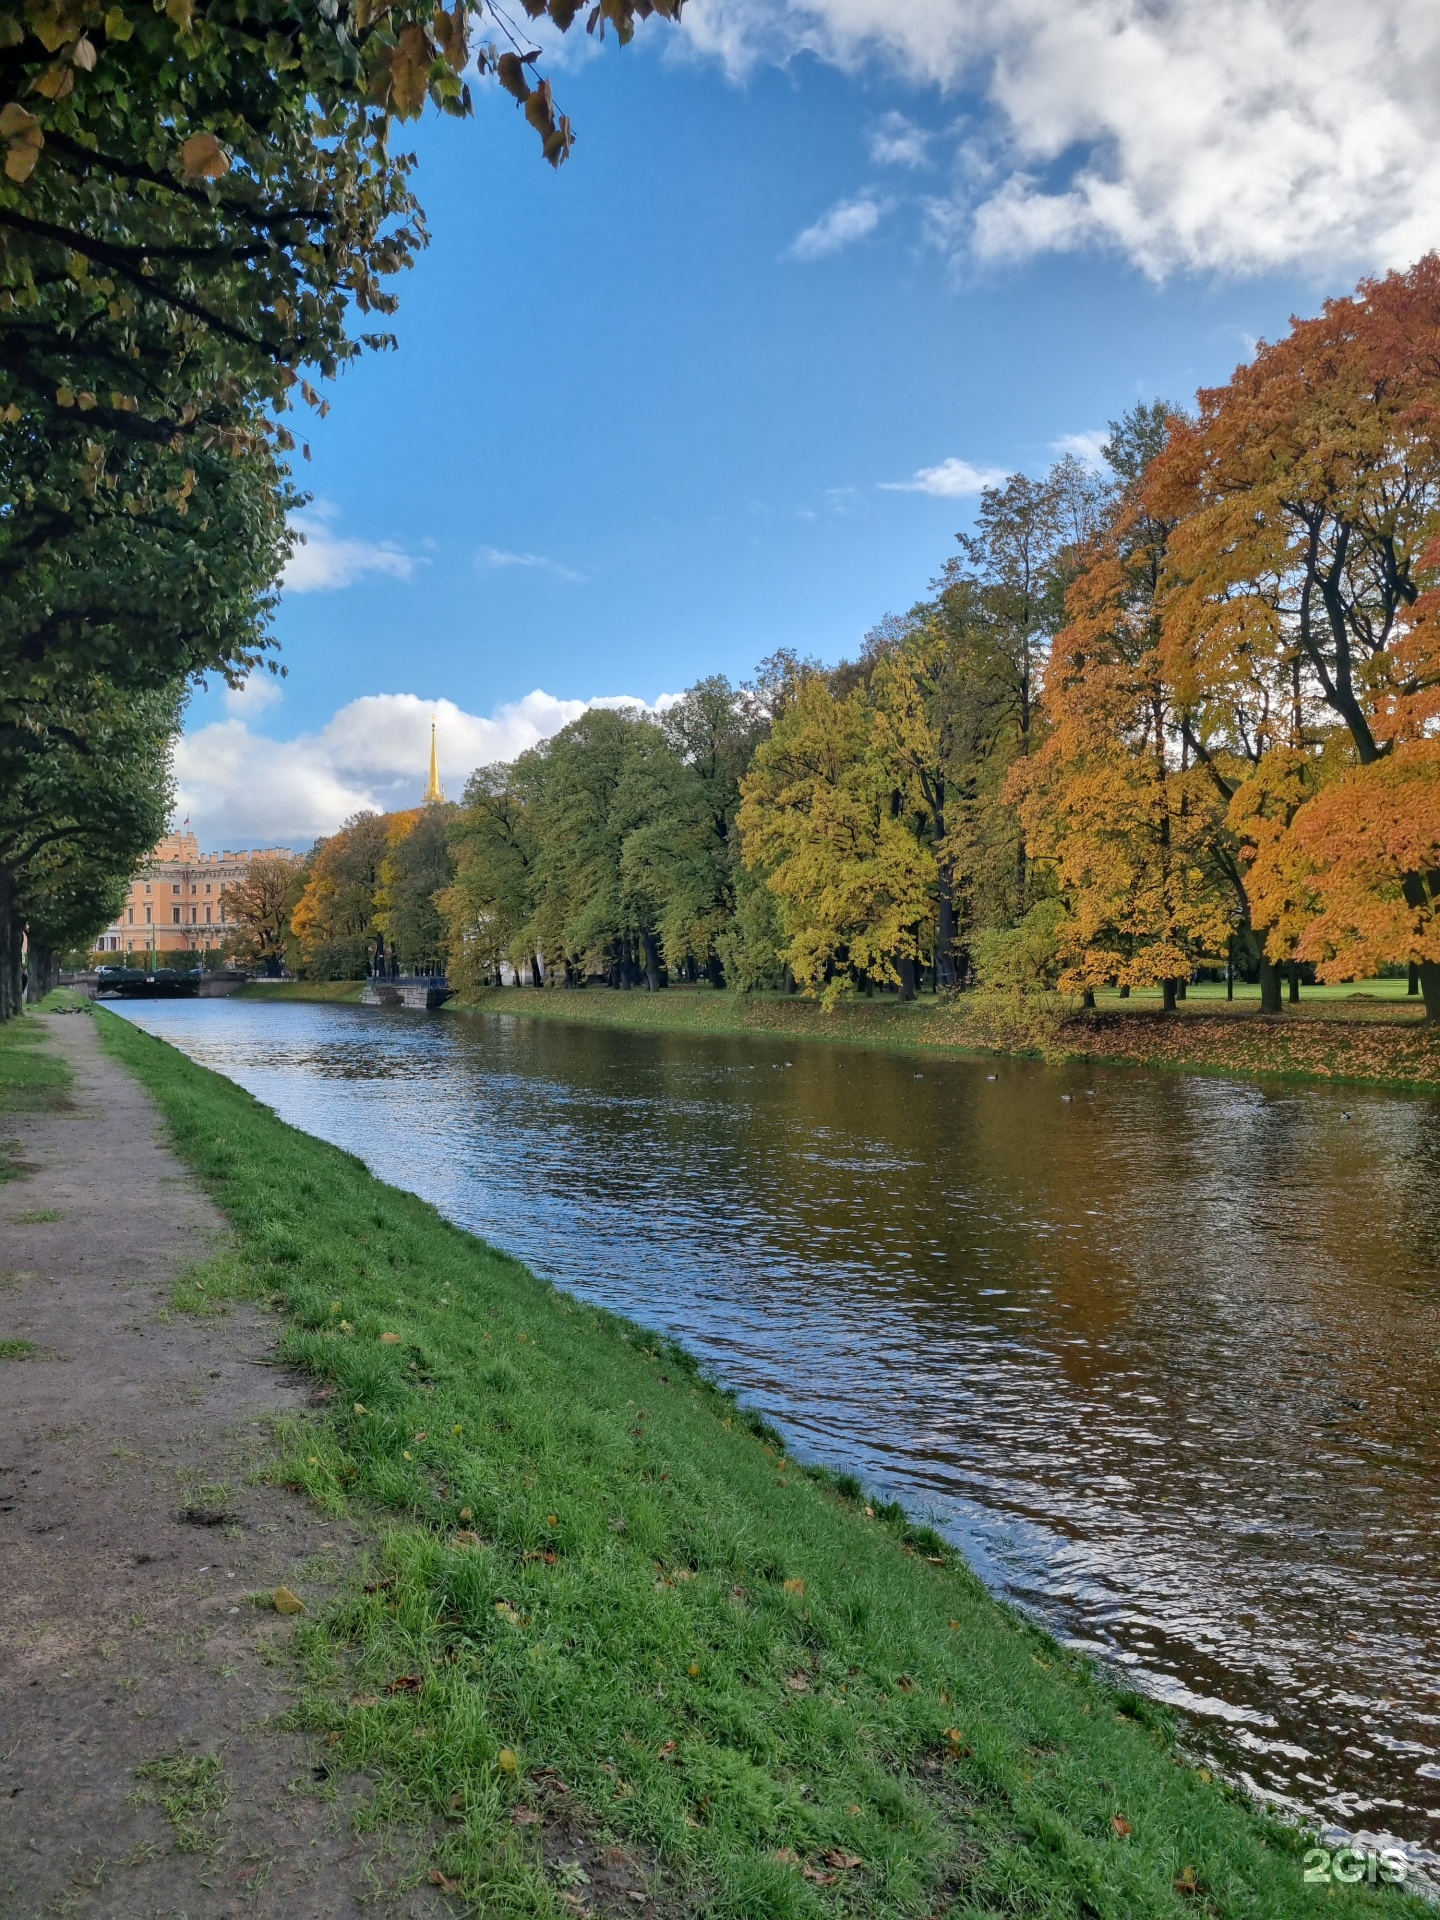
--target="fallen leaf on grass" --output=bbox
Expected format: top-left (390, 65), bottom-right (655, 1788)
top-left (785, 1672), bottom-right (810, 1692)
top-left (350, 1694), bottom-right (378, 1708)
top-left (802, 1866), bottom-right (838, 1885)
top-left (657, 1740), bottom-right (676, 1758)
top-left (428, 1868), bottom-right (462, 1893)
top-left (385, 1673), bottom-right (422, 1694)
top-left (1111, 1815), bottom-right (1131, 1837)
top-left (782, 1577), bottom-right (805, 1596)
top-left (380, 1331), bottom-right (401, 1343)
top-left (450, 1531), bottom-right (481, 1550)
top-left (823, 1849), bottom-right (863, 1870)
top-left (1173, 1868), bottom-right (1201, 1896)
top-left (271, 1586), bottom-right (304, 1614)
top-left (512, 1805), bottom-right (541, 1825)
top-left (773, 1848), bottom-right (800, 1866)
top-left (497, 1748), bottom-right (519, 1773)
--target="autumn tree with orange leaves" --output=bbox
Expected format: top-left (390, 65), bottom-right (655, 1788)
top-left (1146, 255), bottom-right (1440, 1021)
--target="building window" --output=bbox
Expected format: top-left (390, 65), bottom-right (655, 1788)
top-left (173, 907), bottom-right (181, 924)
top-left (205, 906), bottom-right (212, 924)
top-left (127, 908), bottom-right (134, 925)
top-left (145, 906), bottom-right (152, 924)
top-left (172, 883), bottom-right (181, 895)
top-left (144, 882), bottom-right (151, 895)
top-left (205, 883), bottom-right (212, 894)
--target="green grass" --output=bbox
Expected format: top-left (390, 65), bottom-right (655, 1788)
top-left (233, 978), bottom-right (366, 1003)
top-left (94, 1006), bottom-right (1425, 1920)
top-left (0, 1337), bottom-right (43, 1359)
top-left (130, 1750), bottom-right (229, 1853)
top-left (0, 1008), bottom-right (72, 1119)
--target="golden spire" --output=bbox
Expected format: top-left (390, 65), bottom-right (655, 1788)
top-left (424, 717), bottom-right (445, 805)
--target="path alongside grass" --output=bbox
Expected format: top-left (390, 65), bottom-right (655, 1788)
top-left (1, 1006), bottom-right (441, 1918)
top-left (95, 1006), bottom-right (1427, 1918)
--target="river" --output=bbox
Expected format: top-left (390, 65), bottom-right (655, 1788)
top-left (111, 997), bottom-right (1440, 1871)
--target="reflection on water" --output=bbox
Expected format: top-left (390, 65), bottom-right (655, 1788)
top-left (115, 998), bottom-right (1440, 1861)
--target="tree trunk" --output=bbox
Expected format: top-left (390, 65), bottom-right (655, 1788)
top-left (896, 954), bottom-right (917, 1003)
top-left (1421, 960), bottom-right (1440, 1024)
top-left (1118, 983), bottom-right (1130, 1000)
top-left (706, 951), bottom-right (725, 990)
top-left (642, 930), bottom-right (662, 992)
top-left (1081, 988), bottom-right (1095, 1010)
top-left (1408, 962), bottom-right (1420, 996)
top-left (1176, 979), bottom-right (1187, 1001)
top-left (0, 870), bottom-right (19, 1022)
top-left (1162, 978), bottom-right (1177, 1013)
top-left (26, 946), bottom-right (60, 1004)
top-left (1259, 954), bottom-right (1282, 1013)
top-left (935, 863), bottom-right (957, 990)
top-left (1287, 962), bottom-right (1300, 1004)
top-left (531, 952), bottom-right (544, 988)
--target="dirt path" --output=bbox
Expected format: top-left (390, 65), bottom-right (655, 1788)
top-left (0, 1009), bottom-right (445, 1919)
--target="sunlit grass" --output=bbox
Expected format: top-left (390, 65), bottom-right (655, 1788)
top-left (96, 1008), bottom-right (1425, 1918)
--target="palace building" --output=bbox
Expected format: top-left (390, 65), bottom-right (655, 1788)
top-left (95, 832), bottom-right (294, 958)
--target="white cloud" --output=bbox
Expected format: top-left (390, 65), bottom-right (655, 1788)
top-left (869, 111), bottom-right (930, 168)
top-left (174, 689), bottom-right (680, 849)
top-left (223, 672), bottom-right (284, 717)
top-left (477, 545), bottom-right (583, 583)
top-left (789, 194), bottom-right (883, 261)
top-left (283, 505), bottom-right (416, 594)
top-left (1052, 429), bottom-right (1110, 470)
top-left (678, 0), bottom-right (1440, 278)
top-left (881, 456), bottom-right (1008, 498)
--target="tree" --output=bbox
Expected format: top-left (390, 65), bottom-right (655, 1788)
top-left (376, 803), bottom-right (454, 971)
top-left (221, 852), bottom-right (301, 975)
top-left (443, 758), bottom-right (542, 992)
top-left (736, 672), bottom-right (936, 1005)
top-left (290, 810), bottom-right (395, 978)
top-left (1016, 405), bottom-right (1236, 1009)
top-left (0, 680), bottom-right (177, 1017)
top-left (1148, 255), bottom-right (1440, 1018)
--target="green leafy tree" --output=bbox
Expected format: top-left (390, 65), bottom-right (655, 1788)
top-left (0, 680), bottom-right (177, 1016)
top-left (377, 802), bottom-right (455, 971)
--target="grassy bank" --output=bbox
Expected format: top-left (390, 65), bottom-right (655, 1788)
top-left (234, 978), bottom-right (366, 1003)
top-left (447, 984), bottom-right (1440, 1094)
top-left (94, 1008), bottom-right (1420, 1918)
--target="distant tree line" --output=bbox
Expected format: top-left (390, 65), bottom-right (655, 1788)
top-left (0, 0), bottom-right (672, 1020)
top-left (422, 260), bottom-right (1440, 1021)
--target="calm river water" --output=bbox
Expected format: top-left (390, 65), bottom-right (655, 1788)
top-left (114, 998), bottom-right (1440, 1867)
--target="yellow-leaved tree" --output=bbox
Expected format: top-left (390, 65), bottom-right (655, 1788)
top-left (736, 672), bottom-right (936, 1005)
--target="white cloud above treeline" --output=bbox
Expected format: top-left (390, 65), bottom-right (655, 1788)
top-left (175, 689), bottom-right (679, 850)
top-left (681, 0), bottom-right (1440, 278)
top-left (882, 456), bottom-right (1007, 498)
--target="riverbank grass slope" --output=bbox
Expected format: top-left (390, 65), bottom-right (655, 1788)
top-left (446, 984), bottom-right (1440, 1093)
top-left (97, 1009), bottom-right (1421, 1919)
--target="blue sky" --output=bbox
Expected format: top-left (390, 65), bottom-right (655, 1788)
top-left (176, 0), bottom-right (1439, 847)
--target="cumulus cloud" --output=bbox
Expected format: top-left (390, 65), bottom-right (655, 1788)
top-left (283, 504), bottom-right (416, 594)
top-left (1052, 429), bottom-right (1110, 469)
top-left (789, 194), bottom-right (884, 261)
top-left (224, 672), bottom-right (284, 717)
top-left (174, 690), bottom-right (679, 849)
top-left (881, 456), bottom-right (1007, 498)
top-left (869, 111), bottom-right (930, 168)
top-left (679, 0), bottom-right (1440, 278)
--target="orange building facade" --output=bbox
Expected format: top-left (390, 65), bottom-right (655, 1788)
top-left (94, 832), bottom-right (294, 958)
